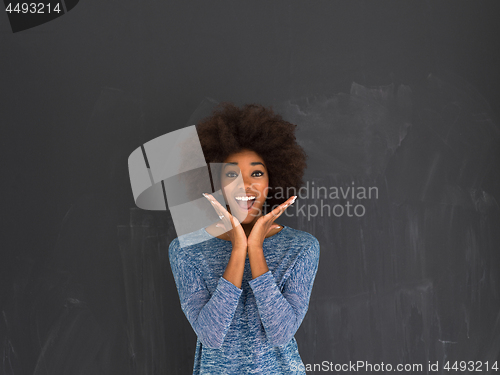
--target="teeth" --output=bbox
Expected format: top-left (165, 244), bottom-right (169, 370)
top-left (235, 196), bottom-right (256, 201)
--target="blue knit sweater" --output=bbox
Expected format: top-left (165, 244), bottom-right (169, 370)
top-left (168, 224), bottom-right (320, 374)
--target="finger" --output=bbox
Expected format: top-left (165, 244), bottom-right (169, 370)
top-left (214, 201), bottom-right (236, 229)
top-left (207, 195), bottom-right (242, 234)
top-left (213, 200), bottom-right (241, 230)
top-left (203, 193), bottom-right (230, 227)
top-left (265, 224), bottom-right (281, 236)
top-left (266, 196), bottom-right (297, 221)
top-left (217, 207), bottom-right (234, 231)
top-left (227, 212), bottom-right (241, 230)
top-left (204, 193), bottom-right (228, 217)
top-left (266, 201), bottom-right (292, 224)
top-left (204, 194), bottom-right (222, 217)
top-left (203, 193), bottom-right (241, 232)
top-left (212, 196), bottom-right (233, 222)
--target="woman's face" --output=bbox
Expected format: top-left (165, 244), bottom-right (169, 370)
top-left (220, 149), bottom-right (269, 224)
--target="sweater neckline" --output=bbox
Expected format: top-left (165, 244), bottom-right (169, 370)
top-left (202, 225), bottom-right (288, 243)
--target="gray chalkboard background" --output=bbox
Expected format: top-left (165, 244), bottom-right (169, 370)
top-left (1, 1), bottom-right (499, 374)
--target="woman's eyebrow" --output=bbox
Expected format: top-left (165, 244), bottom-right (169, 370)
top-left (223, 162), bottom-right (266, 168)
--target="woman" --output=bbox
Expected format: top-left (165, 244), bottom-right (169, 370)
top-left (168, 102), bottom-right (320, 374)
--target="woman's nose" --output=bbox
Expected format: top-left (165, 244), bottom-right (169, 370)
top-left (233, 176), bottom-right (252, 192)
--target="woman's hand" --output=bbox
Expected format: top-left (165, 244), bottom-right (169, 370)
top-left (203, 193), bottom-right (248, 251)
top-left (247, 196), bottom-right (297, 250)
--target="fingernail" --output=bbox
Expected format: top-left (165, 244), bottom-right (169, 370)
top-left (291, 196), bottom-right (297, 204)
top-left (202, 192), bottom-right (213, 202)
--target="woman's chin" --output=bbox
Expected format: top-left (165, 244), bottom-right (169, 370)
top-left (229, 206), bottom-right (260, 224)
top-left (234, 213), bottom-right (253, 224)
top-left (240, 215), bottom-right (256, 224)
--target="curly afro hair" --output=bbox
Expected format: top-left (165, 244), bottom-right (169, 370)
top-left (196, 102), bottom-right (308, 212)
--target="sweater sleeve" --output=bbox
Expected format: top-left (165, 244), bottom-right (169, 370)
top-left (168, 239), bottom-right (242, 349)
top-left (248, 238), bottom-right (320, 347)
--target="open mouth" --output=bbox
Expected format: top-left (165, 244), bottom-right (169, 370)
top-left (234, 195), bottom-right (256, 210)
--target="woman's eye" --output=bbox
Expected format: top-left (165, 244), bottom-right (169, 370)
top-left (225, 170), bottom-right (264, 178)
